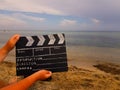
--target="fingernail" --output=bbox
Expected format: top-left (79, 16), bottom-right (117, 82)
top-left (46, 71), bottom-right (52, 77)
top-left (15, 35), bottom-right (20, 40)
top-left (48, 71), bottom-right (52, 75)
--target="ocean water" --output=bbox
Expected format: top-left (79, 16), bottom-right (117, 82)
top-left (0, 30), bottom-right (120, 63)
top-left (68, 31), bottom-right (120, 48)
top-left (0, 30), bottom-right (120, 48)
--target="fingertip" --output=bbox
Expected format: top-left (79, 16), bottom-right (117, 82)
top-left (33, 70), bottom-right (52, 81)
top-left (14, 34), bottom-right (20, 40)
top-left (39, 70), bottom-right (52, 78)
top-left (46, 71), bottom-right (52, 77)
top-left (43, 71), bottom-right (52, 81)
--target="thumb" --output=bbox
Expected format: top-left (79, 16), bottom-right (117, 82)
top-left (45, 71), bottom-right (52, 78)
top-left (32, 70), bottom-right (52, 81)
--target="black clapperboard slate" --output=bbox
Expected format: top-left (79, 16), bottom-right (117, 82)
top-left (16, 33), bottom-right (68, 76)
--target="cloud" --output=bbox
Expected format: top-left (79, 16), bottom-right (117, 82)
top-left (0, 0), bottom-right (120, 30)
top-left (91, 18), bottom-right (100, 24)
top-left (13, 13), bottom-right (45, 22)
top-left (60, 19), bottom-right (77, 26)
top-left (0, 14), bottom-right (27, 27)
top-left (0, 0), bottom-right (65, 15)
top-left (1, 0), bottom-right (120, 23)
top-left (0, 13), bottom-right (46, 30)
top-left (1, 0), bottom-right (120, 17)
top-left (1, 0), bottom-right (120, 20)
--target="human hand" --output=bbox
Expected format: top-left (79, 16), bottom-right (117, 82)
top-left (30, 70), bottom-right (52, 81)
top-left (1, 70), bottom-right (52, 90)
top-left (3, 34), bottom-right (20, 53)
top-left (0, 34), bottom-right (20, 62)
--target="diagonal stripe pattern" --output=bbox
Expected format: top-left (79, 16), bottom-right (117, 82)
top-left (16, 33), bottom-right (68, 76)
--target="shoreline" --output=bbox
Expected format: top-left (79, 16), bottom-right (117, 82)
top-left (4, 45), bottom-right (120, 71)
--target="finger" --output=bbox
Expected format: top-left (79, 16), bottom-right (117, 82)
top-left (5, 34), bottom-right (20, 51)
top-left (31, 70), bottom-right (52, 81)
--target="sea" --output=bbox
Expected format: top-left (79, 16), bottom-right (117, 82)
top-left (0, 30), bottom-right (120, 64)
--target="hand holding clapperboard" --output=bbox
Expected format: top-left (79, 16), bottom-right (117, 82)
top-left (16, 33), bottom-right (68, 77)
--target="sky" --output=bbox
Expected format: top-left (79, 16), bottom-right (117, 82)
top-left (0, 0), bottom-right (120, 31)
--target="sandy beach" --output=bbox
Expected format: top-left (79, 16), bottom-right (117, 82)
top-left (0, 46), bottom-right (120, 90)
top-left (0, 61), bottom-right (120, 90)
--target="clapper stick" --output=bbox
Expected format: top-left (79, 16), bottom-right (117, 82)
top-left (16, 33), bottom-right (68, 78)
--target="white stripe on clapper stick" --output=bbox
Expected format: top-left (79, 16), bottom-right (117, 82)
top-left (58, 33), bottom-right (65, 44)
top-left (48, 34), bottom-right (55, 45)
top-left (37, 35), bottom-right (45, 46)
top-left (26, 36), bottom-right (34, 46)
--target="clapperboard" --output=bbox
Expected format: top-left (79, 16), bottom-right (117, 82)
top-left (16, 33), bottom-right (68, 76)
